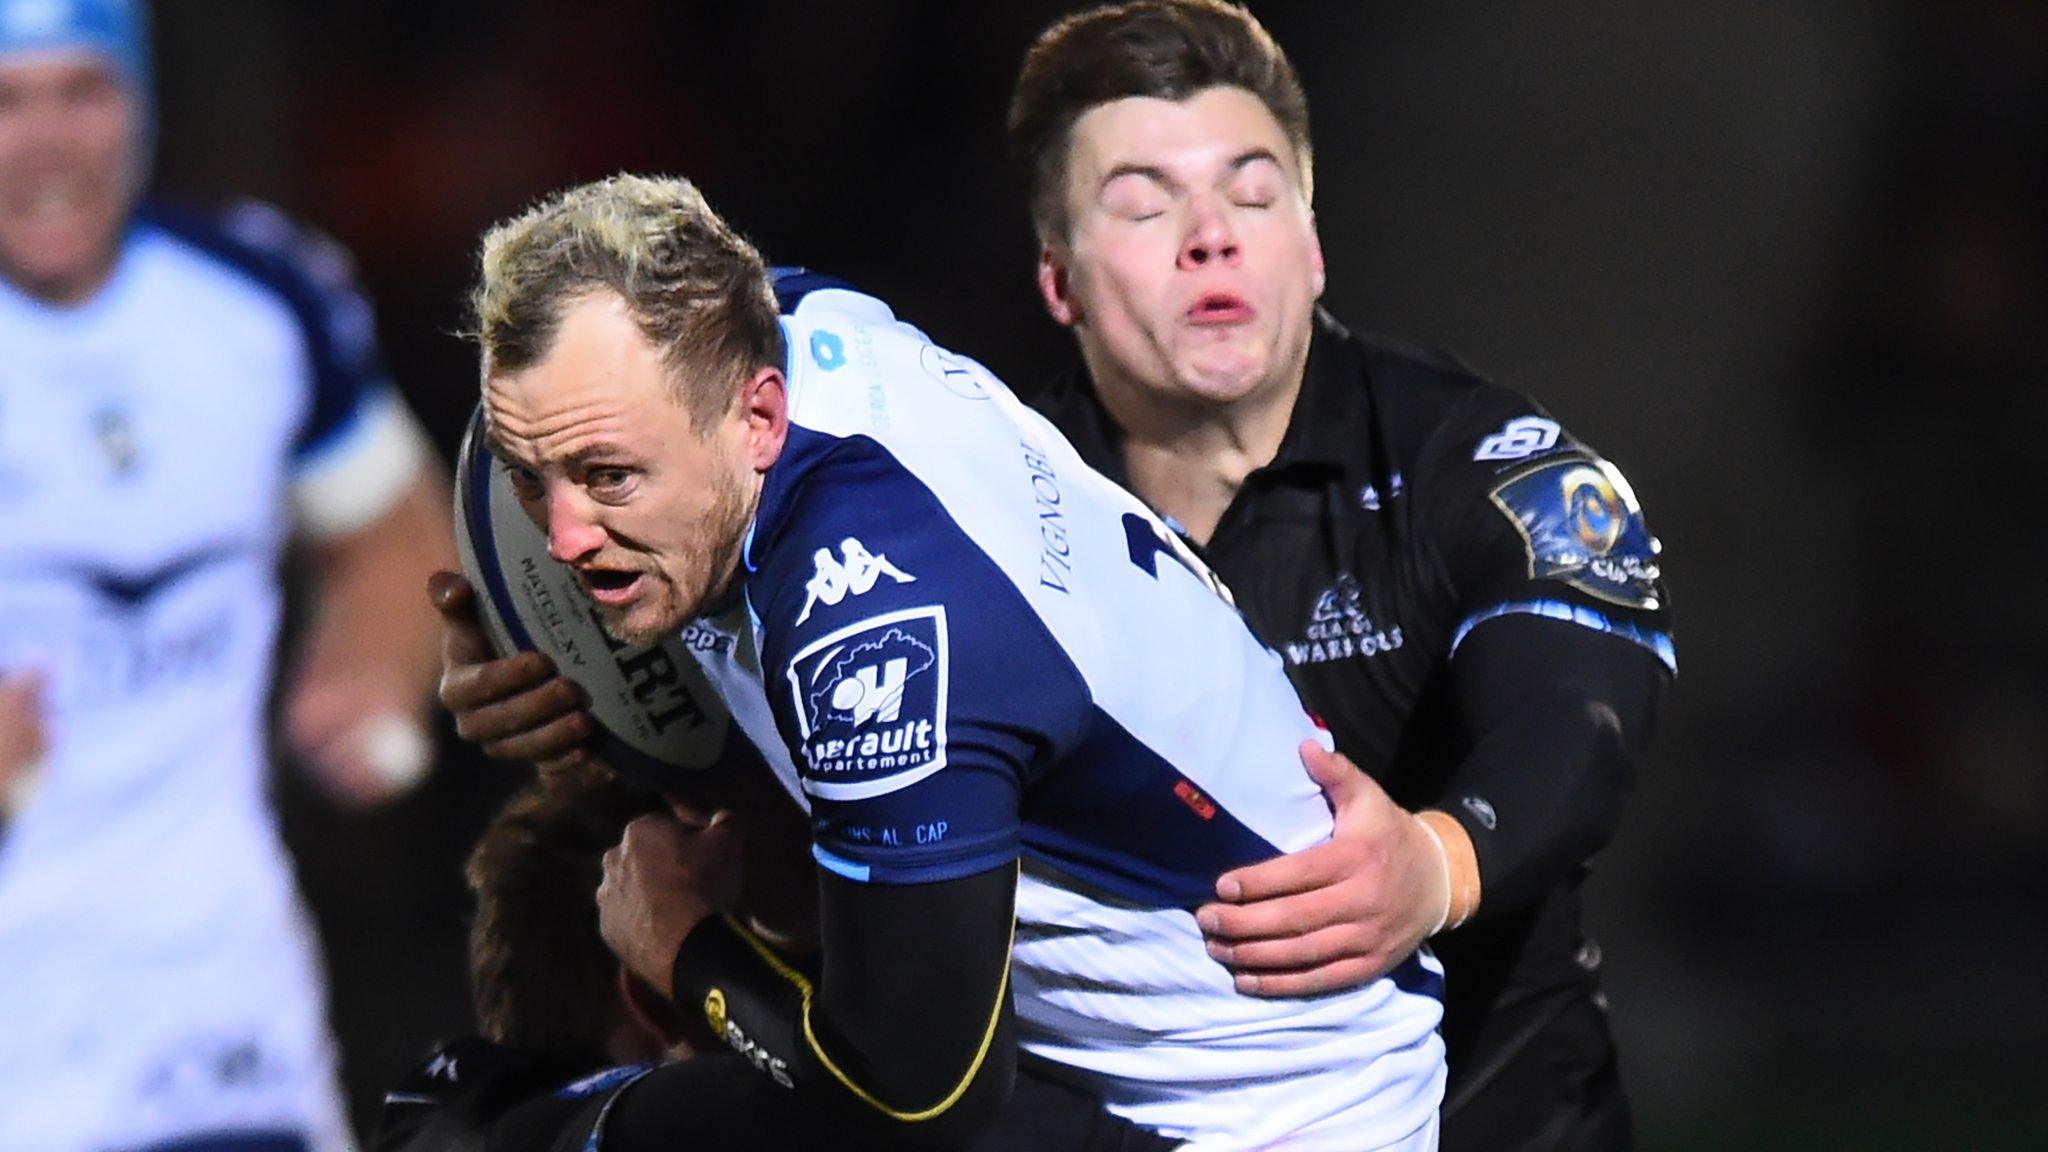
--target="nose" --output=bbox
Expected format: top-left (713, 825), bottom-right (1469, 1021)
top-left (1177, 194), bottom-right (1241, 271)
top-left (544, 483), bottom-right (607, 564)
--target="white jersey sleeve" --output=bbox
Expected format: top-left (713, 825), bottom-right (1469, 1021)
top-left (181, 200), bottom-right (429, 539)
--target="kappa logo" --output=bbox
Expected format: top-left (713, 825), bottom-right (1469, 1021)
top-left (787, 606), bottom-right (948, 801)
top-left (1284, 573), bottom-right (1403, 666)
top-left (796, 537), bottom-right (916, 625)
top-left (1473, 416), bottom-right (1562, 462)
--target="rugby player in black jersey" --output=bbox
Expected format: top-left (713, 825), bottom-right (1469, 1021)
top-left (1011, 3), bottom-right (1674, 1148)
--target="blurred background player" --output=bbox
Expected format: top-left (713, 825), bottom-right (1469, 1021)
top-left (0, 2), bottom-right (453, 1150)
top-left (1009, 3), bottom-right (1673, 1148)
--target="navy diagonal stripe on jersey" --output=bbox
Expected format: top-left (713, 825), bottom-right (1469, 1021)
top-left (750, 428), bottom-right (1286, 906)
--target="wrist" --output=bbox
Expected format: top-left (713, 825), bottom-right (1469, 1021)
top-left (648, 905), bottom-right (718, 1000)
top-left (1415, 809), bottom-right (1482, 932)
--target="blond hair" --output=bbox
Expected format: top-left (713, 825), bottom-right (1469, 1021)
top-left (470, 174), bottom-right (783, 427)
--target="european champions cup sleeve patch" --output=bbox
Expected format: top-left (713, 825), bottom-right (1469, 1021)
top-left (1488, 456), bottom-right (1663, 610)
top-left (784, 606), bottom-right (950, 802)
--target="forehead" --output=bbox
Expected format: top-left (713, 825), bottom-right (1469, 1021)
top-left (1066, 85), bottom-right (1300, 183)
top-left (483, 293), bottom-right (678, 456)
top-left (0, 48), bottom-right (122, 89)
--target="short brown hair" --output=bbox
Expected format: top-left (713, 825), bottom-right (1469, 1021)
top-left (469, 174), bottom-right (785, 429)
top-left (1008, 0), bottom-right (1313, 243)
top-left (466, 763), bottom-right (666, 1068)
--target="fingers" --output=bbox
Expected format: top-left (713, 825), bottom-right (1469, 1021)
top-left (428, 569), bottom-right (604, 769)
top-left (437, 644), bottom-right (548, 710)
top-left (1229, 955), bottom-right (1392, 999)
top-left (534, 746), bottom-right (602, 775)
top-left (1213, 839), bottom-right (1351, 904)
top-left (431, 572), bottom-right (499, 671)
top-left (426, 569), bottom-right (473, 617)
top-left (1199, 880), bottom-right (1362, 944)
top-left (1205, 921), bottom-right (1385, 974)
top-left (477, 706), bottom-right (595, 764)
top-left (1299, 739), bottom-right (1369, 811)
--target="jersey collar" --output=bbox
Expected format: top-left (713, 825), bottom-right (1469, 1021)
top-left (1262, 308), bottom-right (1367, 474)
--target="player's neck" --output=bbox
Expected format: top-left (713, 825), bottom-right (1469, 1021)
top-left (1092, 363), bottom-right (1302, 548)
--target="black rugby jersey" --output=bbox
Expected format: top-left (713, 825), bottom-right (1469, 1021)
top-left (1034, 308), bottom-right (1674, 1140)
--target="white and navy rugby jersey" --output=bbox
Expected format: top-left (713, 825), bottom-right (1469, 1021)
top-left (683, 277), bottom-right (1446, 1151)
top-left (0, 202), bottom-right (424, 1152)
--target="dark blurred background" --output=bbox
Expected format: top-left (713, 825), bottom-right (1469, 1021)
top-left (145, 1), bottom-right (2048, 1148)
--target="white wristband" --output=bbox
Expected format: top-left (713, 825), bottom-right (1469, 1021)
top-left (1413, 815), bottom-right (1453, 939)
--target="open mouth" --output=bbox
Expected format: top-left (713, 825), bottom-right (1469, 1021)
top-left (578, 568), bottom-right (645, 605)
top-left (1188, 293), bottom-right (1253, 325)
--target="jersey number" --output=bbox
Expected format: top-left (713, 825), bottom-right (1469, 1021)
top-left (1123, 513), bottom-right (1235, 606)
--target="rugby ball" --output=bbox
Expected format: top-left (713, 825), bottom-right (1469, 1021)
top-left (452, 406), bottom-right (735, 788)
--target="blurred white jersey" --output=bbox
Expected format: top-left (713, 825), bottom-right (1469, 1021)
top-left (0, 203), bottom-right (422, 1152)
top-left (682, 277), bottom-right (1446, 1151)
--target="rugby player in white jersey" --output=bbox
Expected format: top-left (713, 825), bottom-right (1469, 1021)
top-left (0, 2), bottom-right (454, 1149)
top-left (431, 174), bottom-right (1447, 1150)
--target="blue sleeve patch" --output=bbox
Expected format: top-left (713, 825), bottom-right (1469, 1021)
top-left (1487, 455), bottom-right (1663, 610)
top-left (1454, 599), bottom-right (1677, 673)
top-left (556, 1062), bottom-right (658, 1100)
top-left (785, 605), bottom-right (949, 802)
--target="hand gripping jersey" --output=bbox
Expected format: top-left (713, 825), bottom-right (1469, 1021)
top-left (0, 202), bottom-right (424, 1152)
top-left (681, 279), bottom-right (1446, 1151)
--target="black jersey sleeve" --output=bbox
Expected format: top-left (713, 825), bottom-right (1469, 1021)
top-left (1438, 614), bottom-right (1667, 914)
top-left (625, 863), bottom-right (1018, 1149)
top-left (1410, 392), bottom-right (1675, 915)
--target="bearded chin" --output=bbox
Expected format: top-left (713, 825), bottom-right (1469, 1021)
top-left (597, 593), bottom-right (682, 649)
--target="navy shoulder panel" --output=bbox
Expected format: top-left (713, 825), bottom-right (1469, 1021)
top-left (139, 200), bottom-right (392, 461)
top-left (769, 265), bottom-right (859, 314)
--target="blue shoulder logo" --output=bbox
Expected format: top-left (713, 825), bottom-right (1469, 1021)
top-left (786, 606), bottom-right (949, 801)
top-left (810, 330), bottom-right (847, 372)
top-left (1489, 456), bottom-right (1662, 609)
